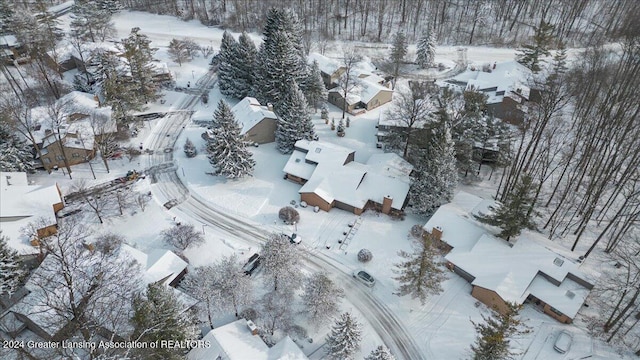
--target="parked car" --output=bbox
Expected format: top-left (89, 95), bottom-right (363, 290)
top-left (553, 330), bottom-right (573, 354)
top-left (352, 270), bottom-right (375, 287)
top-left (242, 253), bottom-right (261, 276)
top-left (282, 232), bottom-right (302, 244)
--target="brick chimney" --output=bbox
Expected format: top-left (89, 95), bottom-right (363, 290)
top-left (246, 320), bottom-right (258, 336)
top-left (382, 195), bottom-right (393, 214)
top-left (266, 103), bottom-right (274, 111)
top-left (431, 226), bottom-right (443, 241)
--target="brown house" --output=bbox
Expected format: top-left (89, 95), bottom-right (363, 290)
top-left (284, 140), bottom-right (412, 215)
top-left (231, 97), bottom-right (278, 144)
top-left (328, 78), bottom-right (393, 115)
top-left (424, 192), bottom-right (594, 324)
top-left (39, 131), bottom-right (96, 170)
top-left (308, 52), bottom-right (346, 89)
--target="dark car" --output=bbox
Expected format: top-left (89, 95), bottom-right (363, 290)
top-left (243, 253), bottom-right (261, 276)
top-left (353, 270), bottom-right (375, 287)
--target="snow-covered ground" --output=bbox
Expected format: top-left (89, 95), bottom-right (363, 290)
top-left (5, 8), bottom-right (632, 360)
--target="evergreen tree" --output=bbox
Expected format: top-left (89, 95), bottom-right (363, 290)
top-left (516, 21), bottom-right (555, 73)
top-left (0, 0), bottom-right (14, 34)
top-left (390, 31), bottom-right (408, 89)
top-left (470, 302), bottom-right (529, 360)
top-left (393, 233), bottom-right (446, 304)
top-left (275, 80), bottom-right (316, 154)
top-left (301, 273), bottom-right (345, 327)
top-left (325, 312), bottom-right (362, 360)
top-left (131, 283), bottom-right (198, 360)
top-left (365, 345), bottom-right (396, 360)
top-left (475, 174), bottom-right (537, 241)
top-left (255, 30), bottom-right (306, 106)
top-left (304, 60), bottom-right (328, 111)
top-left (96, 0), bottom-right (123, 14)
top-left (0, 231), bottom-right (26, 296)
top-left (0, 121), bottom-right (34, 172)
top-left (70, 0), bottom-right (115, 43)
top-left (262, 8), bottom-right (306, 59)
top-left (94, 49), bottom-right (140, 124)
top-left (416, 28), bottom-right (437, 69)
top-left (183, 137), bottom-right (197, 157)
top-left (167, 38), bottom-right (189, 66)
top-left (409, 118), bottom-right (458, 215)
top-left (217, 31), bottom-right (239, 97)
top-left (122, 27), bottom-right (160, 104)
top-left (207, 100), bottom-right (255, 178)
top-left (233, 32), bottom-right (258, 99)
top-left (336, 118), bottom-right (345, 136)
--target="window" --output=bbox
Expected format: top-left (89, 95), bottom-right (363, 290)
top-left (72, 153), bottom-right (80, 158)
top-left (43, 158), bottom-right (51, 164)
top-left (55, 155), bottom-right (65, 161)
top-left (549, 306), bottom-right (564, 317)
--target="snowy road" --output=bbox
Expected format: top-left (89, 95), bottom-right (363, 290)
top-left (143, 72), bottom-right (425, 360)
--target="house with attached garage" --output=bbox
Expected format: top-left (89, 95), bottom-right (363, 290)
top-left (327, 77), bottom-right (393, 115)
top-left (308, 52), bottom-right (346, 89)
top-left (230, 97), bottom-right (278, 144)
top-left (438, 60), bottom-right (535, 126)
top-left (283, 140), bottom-right (413, 215)
top-left (0, 172), bottom-right (63, 250)
top-left (423, 191), bottom-right (595, 324)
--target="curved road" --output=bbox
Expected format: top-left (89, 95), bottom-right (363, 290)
top-left (145, 72), bottom-right (425, 360)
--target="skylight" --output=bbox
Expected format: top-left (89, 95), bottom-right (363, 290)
top-left (565, 290), bottom-right (575, 299)
top-left (553, 257), bottom-right (564, 267)
top-left (315, 147), bottom-right (322, 153)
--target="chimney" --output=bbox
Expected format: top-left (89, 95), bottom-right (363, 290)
top-left (382, 195), bottom-right (393, 214)
top-left (246, 320), bottom-right (258, 336)
top-left (431, 226), bottom-right (443, 241)
top-left (266, 103), bottom-right (273, 111)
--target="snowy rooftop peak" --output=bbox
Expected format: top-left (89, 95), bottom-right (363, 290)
top-left (308, 52), bottom-right (344, 75)
top-left (231, 97), bottom-right (277, 135)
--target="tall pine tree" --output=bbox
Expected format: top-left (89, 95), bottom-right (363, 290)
top-left (390, 31), bottom-right (408, 89)
top-left (233, 32), bottom-right (258, 99)
top-left (516, 21), bottom-right (555, 73)
top-left (304, 60), bottom-right (328, 111)
top-left (207, 100), bottom-right (255, 178)
top-left (409, 117), bottom-right (458, 216)
top-left (416, 27), bottom-right (437, 69)
top-left (122, 27), bottom-right (160, 104)
top-left (393, 233), bottom-right (446, 304)
top-left (470, 302), bottom-right (529, 360)
top-left (0, 231), bottom-right (26, 296)
top-left (475, 174), bottom-right (537, 241)
top-left (217, 31), bottom-right (239, 97)
top-left (326, 312), bottom-right (362, 360)
top-left (131, 283), bottom-right (199, 360)
top-left (275, 80), bottom-right (316, 154)
top-left (0, 121), bottom-right (34, 172)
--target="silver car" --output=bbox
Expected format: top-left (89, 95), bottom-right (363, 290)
top-left (353, 270), bottom-right (375, 287)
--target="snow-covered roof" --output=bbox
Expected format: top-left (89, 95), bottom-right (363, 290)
top-left (446, 234), bottom-right (593, 319)
top-left (329, 77), bottom-right (393, 105)
top-left (423, 191), bottom-right (491, 252)
top-left (121, 244), bottom-right (188, 286)
top-left (0, 172), bottom-right (62, 251)
top-left (231, 97), bottom-right (277, 135)
top-left (446, 61), bottom-right (532, 105)
top-left (0, 34), bottom-right (19, 48)
top-left (287, 141), bottom-right (411, 211)
top-left (188, 319), bottom-right (308, 360)
top-left (307, 52), bottom-right (344, 76)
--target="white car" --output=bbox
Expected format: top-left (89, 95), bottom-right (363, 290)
top-left (352, 270), bottom-right (375, 287)
top-left (553, 330), bottom-right (573, 353)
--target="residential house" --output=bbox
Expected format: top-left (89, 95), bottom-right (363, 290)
top-left (283, 140), bottom-right (412, 215)
top-left (0, 34), bottom-right (28, 64)
top-left (328, 78), bottom-right (393, 115)
top-left (308, 52), bottom-right (346, 89)
top-left (231, 97), bottom-right (278, 144)
top-left (438, 61), bottom-right (534, 126)
top-left (6, 244), bottom-right (194, 342)
top-left (187, 319), bottom-right (308, 360)
top-left (31, 91), bottom-right (116, 171)
top-left (0, 172), bottom-right (63, 251)
top-left (423, 191), bottom-right (595, 324)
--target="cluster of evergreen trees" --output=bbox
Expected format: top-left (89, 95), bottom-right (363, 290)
top-left (215, 8), bottom-right (323, 154)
